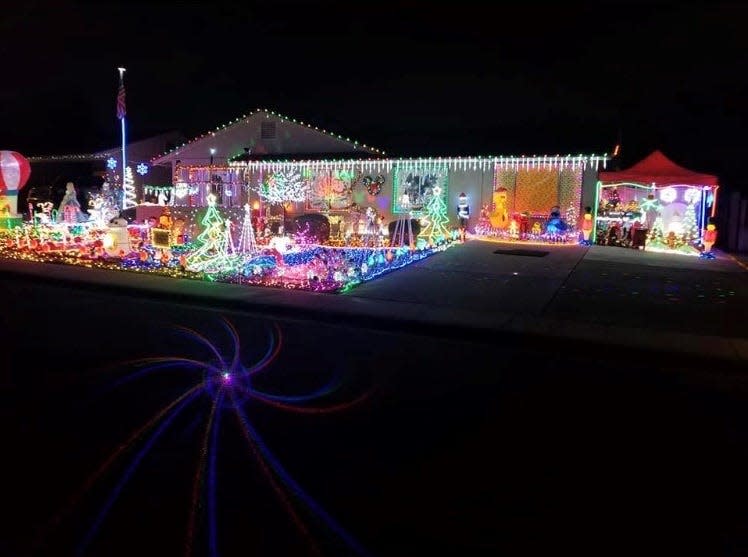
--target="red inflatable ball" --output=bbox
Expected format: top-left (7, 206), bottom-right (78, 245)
top-left (0, 151), bottom-right (31, 193)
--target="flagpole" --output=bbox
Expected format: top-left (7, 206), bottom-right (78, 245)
top-left (117, 67), bottom-right (127, 211)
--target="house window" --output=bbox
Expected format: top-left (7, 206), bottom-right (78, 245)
top-left (261, 121), bottom-right (276, 140)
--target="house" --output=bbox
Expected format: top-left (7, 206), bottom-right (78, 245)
top-left (150, 108), bottom-right (606, 234)
top-left (23, 131), bottom-right (180, 211)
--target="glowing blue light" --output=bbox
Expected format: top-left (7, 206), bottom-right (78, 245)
top-left (136, 163), bottom-right (149, 176)
top-left (106, 157), bottom-right (118, 170)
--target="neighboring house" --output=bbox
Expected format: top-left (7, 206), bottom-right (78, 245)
top-left (24, 131), bottom-right (181, 210)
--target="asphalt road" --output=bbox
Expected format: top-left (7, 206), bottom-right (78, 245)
top-left (2, 274), bottom-right (748, 557)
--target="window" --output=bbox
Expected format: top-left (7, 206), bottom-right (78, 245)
top-left (261, 121), bottom-right (276, 140)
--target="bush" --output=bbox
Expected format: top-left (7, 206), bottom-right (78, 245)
top-left (291, 213), bottom-right (330, 243)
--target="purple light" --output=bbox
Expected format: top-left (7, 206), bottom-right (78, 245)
top-left (222, 371), bottom-right (231, 383)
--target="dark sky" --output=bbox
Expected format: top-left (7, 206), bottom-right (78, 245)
top-left (1, 0), bottom-right (745, 188)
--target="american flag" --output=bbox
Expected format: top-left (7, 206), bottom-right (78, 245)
top-left (116, 81), bottom-right (126, 120)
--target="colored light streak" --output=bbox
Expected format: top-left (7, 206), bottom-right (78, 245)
top-left (40, 318), bottom-right (372, 556)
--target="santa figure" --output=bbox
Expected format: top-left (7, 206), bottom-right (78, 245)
top-left (457, 192), bottom-right (470, 241)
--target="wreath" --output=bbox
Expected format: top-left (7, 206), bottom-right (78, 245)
top-left (366, 174), bottom-right (385, 196)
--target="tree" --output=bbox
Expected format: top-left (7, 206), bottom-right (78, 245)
top-left (259, 170), bottom-right (309, 234)
top-left (682, 200), bottom-right (698, 244)
top-left (259, 170), bottom-right (309, 204)
top-left (123, 166), bottom-right (137, 209)
top-left (421, 185), bottom-right (450, 242)
top-left (195, 193), bottom-right (225, 245)
top-left (237, 203), bottom-right (258, 254)
top-left (186, 193), bottom-right (235, 272)
top-left (648, 215), bottom-right (664, 245)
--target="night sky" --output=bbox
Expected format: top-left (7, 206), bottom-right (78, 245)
top-left (1, 0), bottom-right (745, 189)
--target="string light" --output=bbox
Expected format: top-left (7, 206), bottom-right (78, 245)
top-left (150, 108), bottom-right (387, 165)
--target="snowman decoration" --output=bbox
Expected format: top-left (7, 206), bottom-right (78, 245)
top-left (103, 217), bottom-right (131, 257)
top-left (456, 192), bottom-right (470, 241)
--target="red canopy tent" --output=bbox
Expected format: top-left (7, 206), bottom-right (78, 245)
top-left (599, 150), bottom-right (718, 186)
top-left (594, 151), bottom-right (719, 250)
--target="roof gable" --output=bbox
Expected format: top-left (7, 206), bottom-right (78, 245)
top-left (151, 108), bottom-right (384, 165)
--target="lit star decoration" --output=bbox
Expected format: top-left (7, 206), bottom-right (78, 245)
top-left (106, 157), bottom-right (118, 170)
top-left (40, 318), bottom-right (374, 556)
top-left (136, 163), bottom-right (149, 176)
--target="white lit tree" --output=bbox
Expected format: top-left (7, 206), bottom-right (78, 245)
top-left (237, 202), bottom-right (257, 253)
top-left (123, 166), bottom-right (137, 209)
top-left (259, 170), bottom-right (309, 204)
top-left (258, 170), bottom-right (309, 234)
top-left (682, 200), bottom-right (698, 244)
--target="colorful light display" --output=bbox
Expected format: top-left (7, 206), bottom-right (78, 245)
top-left (0, 211), bottom-right (452, 293)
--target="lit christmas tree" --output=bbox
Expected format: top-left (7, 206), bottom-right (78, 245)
top-left (195, 193), bottom-right (225, 245)
top-left (681, 200), bottom-right (698, 244)
top-left (123, 166), bottom-right (137, 209)
top-left (648, 215), bottom-right (664, 245)
top-left (87, 182), bottom-right (119, 226)
top-left (186, 193), bottom-right (235, 272)
top-left (237, 202), bottom-right (257, 253)
top-left (421, 185), bottom-right (450, 243)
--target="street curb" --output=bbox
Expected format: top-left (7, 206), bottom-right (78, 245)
top-left (1, 258), bottom-right (745, 368)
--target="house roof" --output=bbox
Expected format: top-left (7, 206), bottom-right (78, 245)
top-left (27, 132), bottom-right (181, 165)
top-left (150, 108), bottom-right (385, 165)
top-left (599, 150), bottom-right (718, 187)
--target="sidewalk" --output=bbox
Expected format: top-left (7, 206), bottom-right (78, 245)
top-left (1, 240), bottom-right (746, 363)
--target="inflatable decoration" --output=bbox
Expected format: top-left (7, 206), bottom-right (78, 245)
top-left (0, 151), bottom-right (31, 219)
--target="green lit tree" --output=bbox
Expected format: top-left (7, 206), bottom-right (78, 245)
top-left (186, 193), bottom-right (236, 272)
top-left (195, 193), bottom-right (225, 245)
top-left (648, 215), bottom-right (664, 245)
top-left (421, 185), bottom-right (450, 242)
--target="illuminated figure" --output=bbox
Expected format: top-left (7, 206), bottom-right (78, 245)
top-left (489, 187), bottom-right (509, 229)
top-left (701, 223), bottom-right (717, 258)
top-left (58, 182), bottom-right (84, 223)
top-left (103, 217), bottom-right (131, 257)
top-left (456, 192), bottom-right (470, 241)
top-left (581, 209), bottom-right (593, 244)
